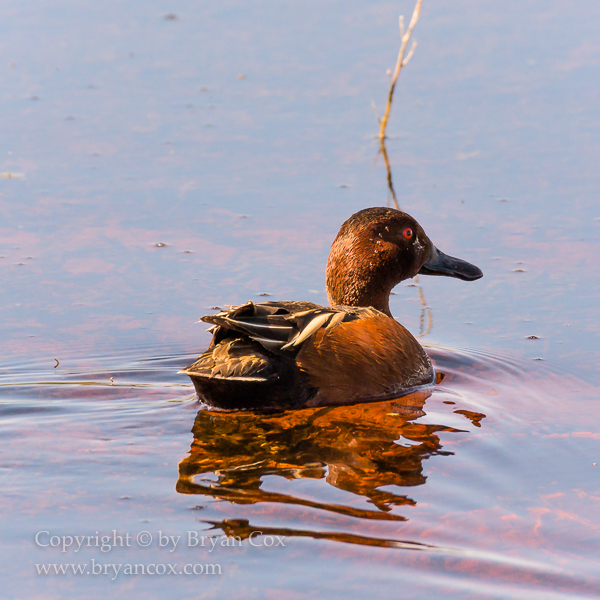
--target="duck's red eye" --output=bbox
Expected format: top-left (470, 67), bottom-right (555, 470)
top-left (403, 227), bottom-right (413, 240)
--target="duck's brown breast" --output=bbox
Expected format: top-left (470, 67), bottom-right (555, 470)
top-left (295, 311), bottom-right (434, 406)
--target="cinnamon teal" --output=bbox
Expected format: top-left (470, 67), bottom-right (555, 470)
top-left (181, 207), bottom-right (483, 410)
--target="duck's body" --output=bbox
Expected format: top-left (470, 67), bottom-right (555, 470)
top-left (181, 207), bottom-right (482, 410)
top-left (181, 301), bottom-right (434, 410)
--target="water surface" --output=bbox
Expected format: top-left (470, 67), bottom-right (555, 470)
top-left (1, 0), bottom-right (599, 598)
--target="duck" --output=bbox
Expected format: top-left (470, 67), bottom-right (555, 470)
top-left (180, 207), bottom-right (482, 411)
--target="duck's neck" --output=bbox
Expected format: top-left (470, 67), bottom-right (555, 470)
top-left (326, 254), bottom-right (394, 317)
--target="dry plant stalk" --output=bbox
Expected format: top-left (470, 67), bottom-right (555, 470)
top-left (377, 0), bottom-right (422, 140)
top-left (378, 138), bottom-right (400, 210)
top-left (374, 1), bottom-right (431, 334)
top-left (414, 275), bottom-right (433, 336)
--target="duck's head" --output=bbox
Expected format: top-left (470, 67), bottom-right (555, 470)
top-left (326, 207), bottom-right (483, 316)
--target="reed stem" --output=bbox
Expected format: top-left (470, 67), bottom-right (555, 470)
top-left (377, 0), bottom-right (422, 140)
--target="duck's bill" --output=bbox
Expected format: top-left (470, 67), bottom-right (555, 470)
top-left (419, 246), bottom-right (483, 281)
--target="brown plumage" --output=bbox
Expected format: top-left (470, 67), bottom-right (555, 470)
top-left (296, 311), bottom-right (433, 406)
top-left (180, 207), bottom-right (483, 410)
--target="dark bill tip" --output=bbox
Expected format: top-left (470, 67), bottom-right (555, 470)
top-left (419, 246), bottom-right (483, 281)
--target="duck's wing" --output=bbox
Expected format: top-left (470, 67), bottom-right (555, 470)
top-left (181, 301), bottom-right (366, 380)
top-left (181, 337), bottom-right (279, 381)
top-left (200, 301), bottom-right (366, 354)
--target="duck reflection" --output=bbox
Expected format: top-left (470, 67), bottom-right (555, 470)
top-left (200, 517), bottom-right (442, 551)
top-left (177, 387), bottom-right (473, 521)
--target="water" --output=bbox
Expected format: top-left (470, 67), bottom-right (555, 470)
top-left (1, 1), bottom-right (599, 598)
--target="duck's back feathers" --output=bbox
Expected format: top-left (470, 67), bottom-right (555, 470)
top-left (181, 301), bottom-right (435, 410)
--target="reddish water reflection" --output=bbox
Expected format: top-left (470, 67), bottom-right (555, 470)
top-left (173, 346), bottom-right (600, 596)
top-left (178, 388), bottom-right (452, 519)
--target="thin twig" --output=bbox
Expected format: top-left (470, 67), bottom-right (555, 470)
top-left (375, 2), bottom-right (432, 334)
top-left (377, 0), bottom-right (422, 140)
top-left (414, 274), bottom-right (433, 337)
top-left (378, 138), bottom-right (400, 210)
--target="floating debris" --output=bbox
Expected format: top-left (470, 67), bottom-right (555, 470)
top-left (154, 242), bottom-right (167, 248)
